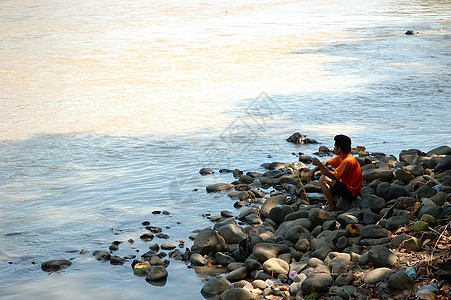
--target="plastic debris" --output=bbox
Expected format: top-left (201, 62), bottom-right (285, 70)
top-left (416, 283), bottom-right (438, 297)
top-left (406, 267), bottom-right (417, 279)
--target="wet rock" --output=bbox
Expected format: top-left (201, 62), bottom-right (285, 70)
top-left (301, 273), bottom-right (333, 294)
top-left (191, 228), bottom-right (228, 255)
top-left (201, 276), bottom-right (231, 298)
top-left (388, 271), bottom-right (414, 290)
top-left (363, 267), bottom-right (394, 284)
top-left (41, 259), bottom-right (72, 272)
top-left (93, 250), bottom-right (111, 261)
top-left (427, 145), bottom-right (451, 156)
top-left (287, 133), bottom-right (318, 145)
top-left (368, 245), bottom-right (398, 268)
top-left (110, 256), bottom-right (125, 265)
top-left (140, 233), bottom-right (155, 242)
top-left (218, 223), bottom-right (247, 244)
top-left (199, 168), bottom-right (214, 176)
top-left (145, 265), bottom-right (168, 281)
top-left (206, 183), bottom-right (235, 193)
top-left (219, 288), bottom-right (257, 300)
top-left (160, 243), bottom-right (176, 250)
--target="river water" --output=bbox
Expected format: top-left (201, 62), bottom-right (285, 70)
top-left (0, 0), bottom-right (450, 299)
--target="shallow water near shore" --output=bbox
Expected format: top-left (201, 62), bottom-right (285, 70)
top-left (0, 0), bottom-right (450, 299)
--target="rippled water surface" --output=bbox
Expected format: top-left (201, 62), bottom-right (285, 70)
top-left (0, 0), bottom-right (450, 299)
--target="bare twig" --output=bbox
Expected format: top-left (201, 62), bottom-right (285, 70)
top-left (430, 220), bottom-right (451, 261)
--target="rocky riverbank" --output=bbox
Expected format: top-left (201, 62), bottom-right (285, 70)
top-left (191, 145), bottom-right (451, 300)
top-left (41, 144), bottom-right (451, 300)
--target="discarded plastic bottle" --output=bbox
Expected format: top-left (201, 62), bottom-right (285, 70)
top-left (406, 267), bottom-right (416, 279)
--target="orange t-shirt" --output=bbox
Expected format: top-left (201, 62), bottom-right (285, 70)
top-left (327, 154), bottom-right (363, 197)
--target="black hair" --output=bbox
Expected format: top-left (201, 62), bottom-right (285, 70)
top-left (334, 134), bottom-right (352, 154)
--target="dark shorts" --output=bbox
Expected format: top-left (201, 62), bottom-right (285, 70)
top-left (332, 180), bottom-right (355, 200)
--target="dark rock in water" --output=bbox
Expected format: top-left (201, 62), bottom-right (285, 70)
top-left (388, 271), bottom-right (414, 290)
top-left (405, 30), bottom-right (418, 35)
top-left (93, 250), bottom-right (111, 261)
top-left (206, 183), bottom-right (235, 193)
top-left (434, 155), bottom-right (451, 173)
top-left (140, 233), bottom-right (155, 242)
top-left (110, 255), bottom-right (125, 265)
top-left (301, 273), bottom-right (333, 294)
top-left (201, 276), bottom-right (231, 298)
top-left (199, 168), bottom-right (214, 175)
top-left (41, 259), bottom-right (72, 272)
top-left (287, 132), bottom-right (318, 145)
top-left (219, 288), bottom-right (257, 300)
top-left (145, 265), bottom-right (168, 281)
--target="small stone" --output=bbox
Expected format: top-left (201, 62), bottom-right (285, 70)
top-left (199, 168), bottom-right (214, 175)
top-left (219, 288), bottom-right (257, 300)
top-left (201, 276), bottom-right (231, 298)
top-left (160, 243), bottom-right (176, 250)
top-left (388, 271), bottom-right (414, 290)
top-left (145, 265), bottom-right (168, 281)
top-left (368, 246), bottom-right (398, 268)
top-left (301, 273), bottom-right (333, 294)
top-left (336, 285), bottom-right (357, 299)
top-left (110, 255), bottom-right (125, 265)
top-left (206, 183), bottom-right (235, 193)
top-left (41, 259), bottom-right (72, 272)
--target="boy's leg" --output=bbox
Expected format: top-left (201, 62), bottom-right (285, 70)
top-left (319, 175), bottom-right (338, 211)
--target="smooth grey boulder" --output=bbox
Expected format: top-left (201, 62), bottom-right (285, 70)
top-left (201, 276), bottom-right (231, 298)
top-left (262, 257), bottom-right (289, 275)
top-left (434, 155), bottom-right (451, 173)
top-left (427, 146), bottom-right (451, 156)
top-left (363, 169), bottom-right (394, 183)
top-left (363, 267), bottom-right (394, 284)
top-left (360, 225), bottom-right (391, 239)
top-left (360, 194), bottom-right (386, 213)
top-left (368, 245), bottom-right (398, 268)
top-left (301, 273), bottom-right (333, 294)
top-left (269, 204), bottom-right (294, 224)
top-left (206, 183), bottom-right (234, 193)
top-left (145, 266), bottom-right (168, 281)
top-left (308, 208), bottom-right (334, 225)
top-left (260, 194), bottom-right (286, 218)
top-left (218, 223), bottom-right (247, 244)
top-left (225, 266), bottom-right (247, 282)
top-left (192, 228), bottom-right (228, 255)
top-left (219, 288), bottom-right (257, 300)
top-left (253, 243), bottom-right (290, 262)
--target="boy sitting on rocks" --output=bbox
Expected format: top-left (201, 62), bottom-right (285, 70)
top-left (307, 134), bottom-right (363, 211)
